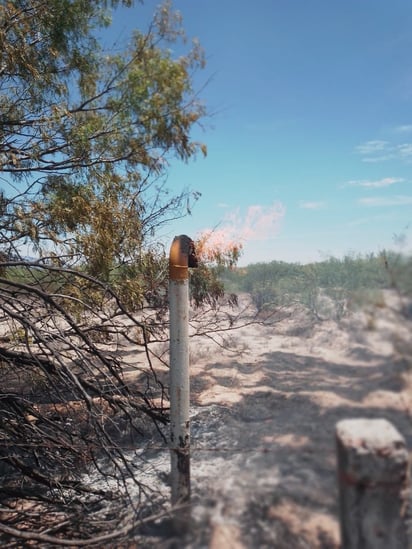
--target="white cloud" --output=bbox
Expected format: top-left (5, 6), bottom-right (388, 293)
top-left (345, 177), bottom-right (404, 188)
top-left (299, 201), bottom-right (327, 210)
top-left (397, 143), bottom-right (412, 158)
top-left (393, 125), bottom-right (412, 133)
top-left (355, 140), bottom-right (390, 155)
top-left (361, 154), bottom-right (395, 163)
top-left (347, 213), bottom-right (396, 226)
top-left (358, 195), bottom-right (412, 207)
top-left (355, 138), bottom-right (412, 163)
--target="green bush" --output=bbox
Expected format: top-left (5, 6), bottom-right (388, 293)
top-left (220, 252), bottom-right (409, 318)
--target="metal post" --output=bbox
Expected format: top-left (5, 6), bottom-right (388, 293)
top-left (169, 235), bottom-right (197, 509)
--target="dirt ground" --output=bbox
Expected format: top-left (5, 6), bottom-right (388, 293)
top-left (2, 291), bottom-right (410, 547)
top-left (170, 291), bottom-right (412, 548)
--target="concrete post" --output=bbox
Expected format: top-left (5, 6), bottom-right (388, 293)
top-left (336, 418), bottom-right (410, 549)
top-left (168, 235), bottom-right (196, 508)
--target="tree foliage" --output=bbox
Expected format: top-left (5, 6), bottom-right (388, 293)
top-left (0, 1), bottom-right (221, 545)
top-left (1, 0), bottom-right (206, 281)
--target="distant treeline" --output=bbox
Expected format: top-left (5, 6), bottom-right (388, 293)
top-left (220, 251), bottom-right (412, 316)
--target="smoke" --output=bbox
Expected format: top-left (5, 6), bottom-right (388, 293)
top-left (239, 203), bottom-right (285, 240)
top-left (197, 202), bottom-right (285, 258)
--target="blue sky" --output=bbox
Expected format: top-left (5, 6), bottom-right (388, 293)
top-left (109, 0), bottom-right (412, 265)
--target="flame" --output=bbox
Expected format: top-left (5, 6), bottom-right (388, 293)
top-left (196, 203), bottom-right (285, 263)
top-left (196, 228), bottom-right (242, 263)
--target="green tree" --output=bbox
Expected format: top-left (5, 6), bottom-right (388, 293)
top-left (0, 1), bottom-right (211, 545)
top-left (1, 0), bottom-right (205, 283)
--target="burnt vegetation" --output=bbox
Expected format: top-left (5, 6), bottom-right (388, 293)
top-left (0, 0), bottom-right (218, 544)
top-left (0, 260), bottom-right (171, 546)
top-left (1, 0), bottom-right (411, 546)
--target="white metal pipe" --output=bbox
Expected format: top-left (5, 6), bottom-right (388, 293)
top-left (169, 235), bottom-right (193, 506)
top-left (169, 277), bottom-right (190, 504)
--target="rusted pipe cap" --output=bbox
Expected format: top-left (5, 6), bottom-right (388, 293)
top-left (169, 235), bottom-right (197, 280)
